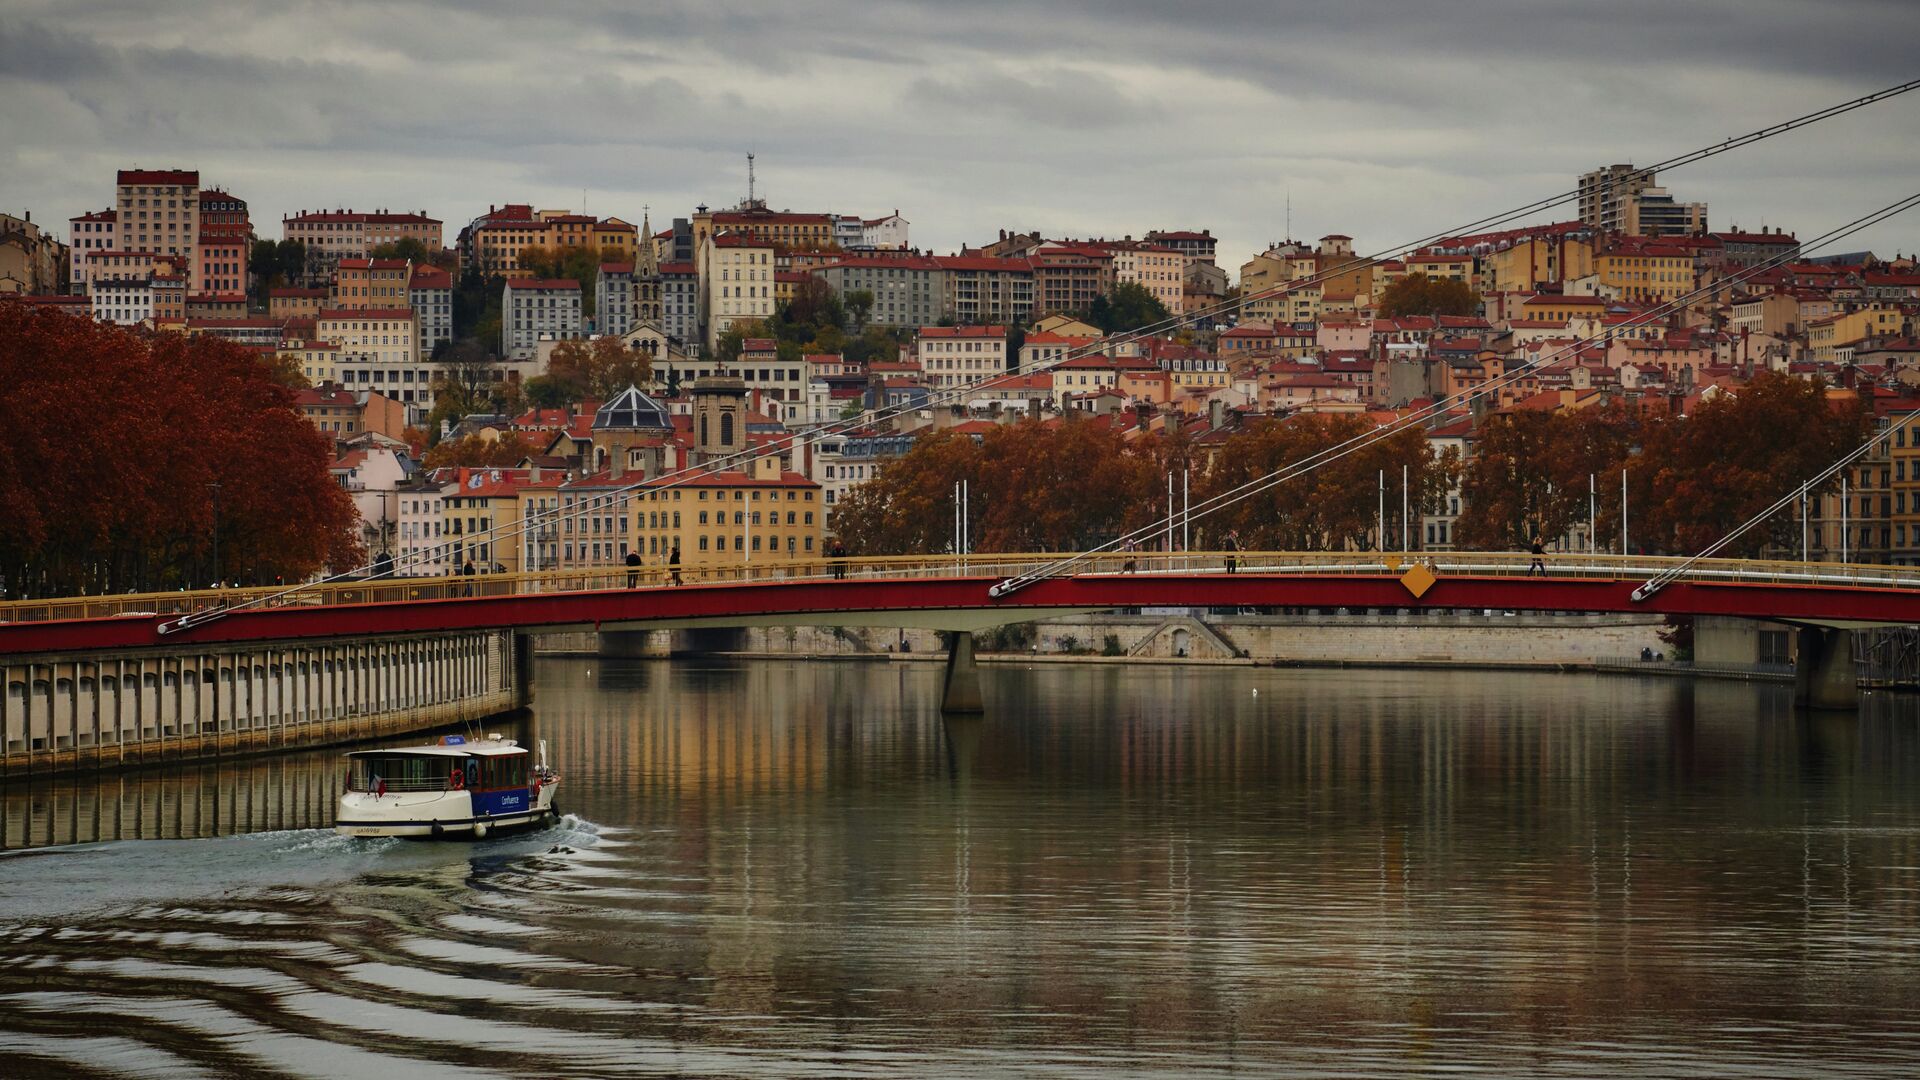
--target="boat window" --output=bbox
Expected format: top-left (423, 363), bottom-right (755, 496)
top-left (349, 754), bottom-right (458, 793)
top-left (476, 754), bottom-right (528, 789)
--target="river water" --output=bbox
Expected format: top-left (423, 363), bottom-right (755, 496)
top-left (3, 657), bottom-right (1920, 1077)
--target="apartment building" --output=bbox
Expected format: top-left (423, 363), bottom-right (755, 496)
top-left (917, 325), bottom-right (1009, 389)
top-left (318, 307), bottom-right (429, 408)
top-left (67, 209), bottom-right (115, 291)
top-left (502, 278), bottom-right (584, 360)
top-left (409, 264), bottom-right (454, 357)
top-left (283, 209), bottom-right (442, 282)
top-left (195, 188), bottom-right (250, 297)
top-left (114, 168), bottom-right (199, 283)
top-left (332, 257), bottom-right (412, 310)
top-left (699, 233), bottom-right (775, 349)
top-left (814, 255), bottom-right (946, 328)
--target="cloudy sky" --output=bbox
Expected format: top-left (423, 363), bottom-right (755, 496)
top-left (6, 0), bottom-right (1920, 271)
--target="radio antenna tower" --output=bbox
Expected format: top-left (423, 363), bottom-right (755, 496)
top-left (747, 153), bottom-right (757, 207)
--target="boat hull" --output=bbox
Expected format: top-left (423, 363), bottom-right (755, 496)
top-left (335, 783), bottom-right (559, 839)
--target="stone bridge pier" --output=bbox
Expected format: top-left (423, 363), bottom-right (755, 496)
top-left (1794, 626), bottom-right (1859, 711)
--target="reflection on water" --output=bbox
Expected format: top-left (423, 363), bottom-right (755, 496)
top-left (2, 658), bottom-right (1920, 1077)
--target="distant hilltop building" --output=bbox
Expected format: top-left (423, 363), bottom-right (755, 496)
top-left (1579, 164), bottom-right (1708, 237)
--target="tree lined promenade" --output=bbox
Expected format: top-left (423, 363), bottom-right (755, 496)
top-left (0, 305), bottom-right (362, 598)
top-left (830, 373), bottom-right (1867, 559)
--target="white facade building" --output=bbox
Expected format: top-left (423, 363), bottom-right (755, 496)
top-left (318, 308), bottom-right (432, 410)
top-left (502, 279), bottom-right (583, 361)
top-left (861, 213), bottom-right (910, 251)
top-left (395, 476), bottom-right (452, 577)
top-left (67, 209), bottom-right (116, 292)
top-left (89, 276), bottom-right (154, 325)
top-left (915, 325), bottom-right (1009, 389)
top-left (409, 265), bottom-right (454, 358)
top-left (699, 234), bottom-right (775, 350)
top-left (660, 262), bottom-right (699, 348)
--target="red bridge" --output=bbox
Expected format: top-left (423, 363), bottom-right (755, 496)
top-left (3, 552), bottom-right (1914, 714)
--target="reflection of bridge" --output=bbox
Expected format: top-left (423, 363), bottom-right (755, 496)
top-left (2, 550), bottom-right (1913, 751)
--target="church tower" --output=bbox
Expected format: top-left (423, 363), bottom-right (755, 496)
top-left (634, 208), bottom-right (663, 326)
top-left (692, 374), bottom-right (749, 463)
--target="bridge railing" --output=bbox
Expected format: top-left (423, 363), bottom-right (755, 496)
top-left (6, 550), bottom-right (1920, 624)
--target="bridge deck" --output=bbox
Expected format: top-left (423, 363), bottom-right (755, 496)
top-left (1, 552), bottom-right (1915, 657)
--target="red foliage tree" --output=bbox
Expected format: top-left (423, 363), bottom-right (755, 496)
top-left (1196, 414), bottom-right (1454, 550)
top-left (421, 431), bottom-right (542, 471)
top-left (1454, 403), bottom-right (1636, 550)
top-left (0, 306), bottom-right (363, 596)
top-left (829, 416), bottom-right (1164, 554)
top-left (1629, 373), bottom-right (1866, 556)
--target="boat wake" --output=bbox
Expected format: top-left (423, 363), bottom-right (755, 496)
top-left (0, 815), bottom-right (608, 924)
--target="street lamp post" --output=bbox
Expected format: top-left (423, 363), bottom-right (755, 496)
top-left (207, 481), bottom-right (221, 589)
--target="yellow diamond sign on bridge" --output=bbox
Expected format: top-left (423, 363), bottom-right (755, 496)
top-left (1400, 563), bottom-right (1437, 599)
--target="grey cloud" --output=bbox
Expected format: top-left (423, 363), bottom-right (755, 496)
top-left (4, 0), bottom-right (1920, 270)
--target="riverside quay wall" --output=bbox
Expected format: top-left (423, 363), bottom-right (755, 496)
top-left (2, 630), bottom-right (530, 778)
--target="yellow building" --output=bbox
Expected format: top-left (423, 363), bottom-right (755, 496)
top-left (280, 340), bottom-right (341, 385)
top-left (1808, 306), bottom-right (1907, 362)
top-left (1238, 239), bottom-right (1361, 325)
top-left (693, 206), bottom-right (836, 254)
top-left (1479, 235), bottom-right (1594, 294)
top-left (441, 470), bottom-right (564, 574)
top-left (1888, 404), bottom-right (1920, 565)
top-left (1519, 294), bottom-right (1611, 324)
top-left (332, 258), bottom-right (412, 310)
top-left (1109, 244), bottom-right (1186, 315)
top-left (1594, 239), bottom-right (1693, 303)
top-left (633, 455), bottom-right (824, 567)
top-left (465, 207), bottom-right (639, 275)
top-left (1404, 252), bottom-right (1472, 283)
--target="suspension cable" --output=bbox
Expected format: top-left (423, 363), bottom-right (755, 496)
top-left (1632, 412), bottom-right (1920, 600)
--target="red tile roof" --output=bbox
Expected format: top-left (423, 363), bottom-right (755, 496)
top-left (117, 169), bottom-right (198, 186)
top-left (317, 308), bottom-right (416, 320)
top-left (919, 325), bottom-right (1007, 338)
top-left (505, 279), bottom-right (581, 291)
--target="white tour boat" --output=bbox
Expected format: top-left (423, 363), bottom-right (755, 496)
top-left (335, 733), bottom-right (560, 839)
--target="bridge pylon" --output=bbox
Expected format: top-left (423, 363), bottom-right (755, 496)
top-left (942, 631), bottom-right (985, 714)
top-left (1794, 626), bottom-right (1859, 711)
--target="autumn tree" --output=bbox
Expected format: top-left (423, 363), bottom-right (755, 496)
top-left (1195, 414), bottom-right (1454, 551)
top-left (422, 431), bottom-right (544, 471)
top-left (370, 236), bottom-right (454, 268)
top-left (830, 417), bottom-right (1165, 555)
top-left (0, 305), bottom-right (362, 595)
top-left (515, 244), bottom-right (613, 316)
top-left (845, 289), bottom-right (875, 329)
top-left (1453, 404), bottom-right (1635, 550)
top-left (547, 336), bottom-right (654, 402)
top-left (1377, 272), bottom-right (1481, 319)
top-left (1087, 282), bottom-right (1171, 334)
top-left (1629, 373), bottom-right (1866, 557)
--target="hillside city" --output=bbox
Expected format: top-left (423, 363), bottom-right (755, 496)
top-left (3, 161), bottom-right (1918, 591)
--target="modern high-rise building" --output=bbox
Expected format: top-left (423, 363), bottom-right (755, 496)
top-left (1578, 164), bottom-right (1708, 237)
